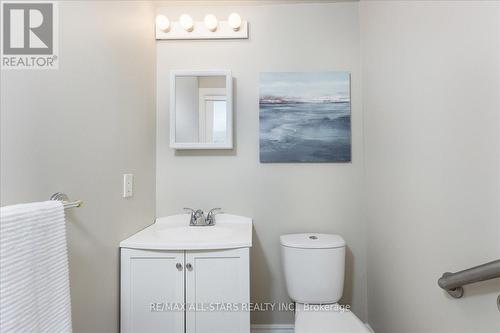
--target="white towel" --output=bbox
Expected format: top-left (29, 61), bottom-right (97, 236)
top-left (0, 201), bottom-right (72, 333)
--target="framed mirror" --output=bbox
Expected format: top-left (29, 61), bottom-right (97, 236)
top-left (170, 70), bottom-right (233, 149)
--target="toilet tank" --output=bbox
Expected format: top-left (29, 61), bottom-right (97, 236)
top-left (280, 233), bottom-right (346, 304)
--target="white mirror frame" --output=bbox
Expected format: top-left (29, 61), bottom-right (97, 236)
top-left (170, 70), bottom-right (233, 149)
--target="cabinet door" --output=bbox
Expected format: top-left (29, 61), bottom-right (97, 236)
top-left (185, 248), bottom-right (250, 333)
top-left (121, 248), bottom-right (185, 333)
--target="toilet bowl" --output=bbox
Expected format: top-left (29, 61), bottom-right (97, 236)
top-left (280, 233), bottom-right (371, 333)
top-left (295, 303), bottom-right (369, 333)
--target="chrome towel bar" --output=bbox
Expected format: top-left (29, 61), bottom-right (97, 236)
top-left (438, 259), bottom-right (500, 298)
top-left (50, 192), bottom-right (83, 210)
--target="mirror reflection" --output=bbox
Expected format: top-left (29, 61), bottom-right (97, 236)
top-left (175, 76), bottom-right (227, 144)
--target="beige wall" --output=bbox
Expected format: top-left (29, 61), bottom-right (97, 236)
top-left (0, 2), bottom-right (156, 332)
top-left (156, 1), bottom-right (367, 325)
top-left (4, 1), bottom-right (498, 332)
top-left (361, 1), bottom-right (500, 332)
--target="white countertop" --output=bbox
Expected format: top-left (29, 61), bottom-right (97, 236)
top-left (120, 213), bottom-right (252, 250)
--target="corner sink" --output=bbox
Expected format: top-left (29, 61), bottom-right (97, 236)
top-left (120, 213), bottom-right (252, 250)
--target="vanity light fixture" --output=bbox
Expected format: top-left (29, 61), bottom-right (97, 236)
top-left (155, 15), bottom-right (170, 32)
top-left (204, 14), bottom-right (218, 32)
top-left (228, 13), bottom-right (242, 31)
top-left (179, 14), bottom-right (194, 32)
top-left (155, 13), bottom-right (248, 40)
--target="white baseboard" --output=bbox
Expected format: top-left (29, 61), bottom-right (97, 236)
top-left (252, 323), bottom-right (374, 333)
top-left (251, 324), bottom-right (294, 333)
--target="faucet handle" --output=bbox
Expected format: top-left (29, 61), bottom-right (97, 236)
top-left (183, 208), bottom-right (196, 225)
top-left (208, 207), bottom-right (221, 215)
top-left (206, 208), bottom-right (222, 225)
top-left (184, 207), bottom-right (196, 215)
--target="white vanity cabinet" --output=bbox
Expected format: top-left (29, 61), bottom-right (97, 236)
top-left (185, 249), bottom-right (250, 333)
top-left (120, 247), bottom-right (250, 333)
top-left (120, 249), bottom-right (185, 333)
top-left (120, 214), bottom-right (252, 333)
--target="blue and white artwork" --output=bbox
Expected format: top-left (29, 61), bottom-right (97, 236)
top-left (259, 72), bottom-right (351, 163)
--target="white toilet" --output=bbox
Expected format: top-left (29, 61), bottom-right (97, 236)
top-left (280, 233), bottom-right (371, 333)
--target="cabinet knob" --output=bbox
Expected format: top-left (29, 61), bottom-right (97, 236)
top-left (176, 262), bottom-right (183, 271)
top-left (186, 263), bottom-right (193, 271)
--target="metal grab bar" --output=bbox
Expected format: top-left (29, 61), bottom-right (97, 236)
top-left (438, 259), bottom-right (500, 298)
top-left (50, 192), bottom-right (83, 210)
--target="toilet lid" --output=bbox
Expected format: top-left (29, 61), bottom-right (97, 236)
top-left (295, 303), bottom-right (371, 333)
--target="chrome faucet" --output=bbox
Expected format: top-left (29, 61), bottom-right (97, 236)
top-left (184, 208), bottom-right (205, 226)
top-left (184, 207), bottom-right (221, 226)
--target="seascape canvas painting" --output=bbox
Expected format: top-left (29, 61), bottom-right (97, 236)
top-left (259, 72), bottom-right (351, 162)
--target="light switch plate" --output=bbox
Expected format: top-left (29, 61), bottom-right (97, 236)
top-left (123, 174), bottom-right (133, 198)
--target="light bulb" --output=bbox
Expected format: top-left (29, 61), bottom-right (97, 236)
top-left (155, 15), bottom-right (170, 32)
top-left (204, 14), bottom-right (218, 32)
top-left (228, 13), bottom-right (242, 31)
top-left (179, 14), bottom-right (194, 32)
